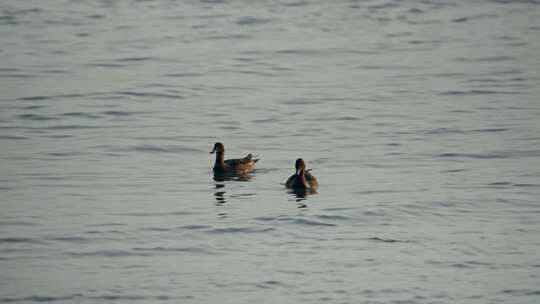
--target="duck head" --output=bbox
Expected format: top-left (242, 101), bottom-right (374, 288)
top-left (210, 142), bottom-right (225, 154)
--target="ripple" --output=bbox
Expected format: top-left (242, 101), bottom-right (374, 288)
top-left (278, 0), bottom-right (307, 7)
top-left (207, 227), bottom-right (276, 234)
top-left (16, 114), bottom-right (56, 121)
top-left (88, 295), bottom-right (180, 301)
top-left (162, 72), bottom-right (205, 78)
top-left (452, 14), bottom-right (499, 23)
top-left (48, 236), bottom-right (90, 243)
top-left (130, 144), bottom-right (202, 153)
top-left (355, 189), bottom-right (405, 195)
top-left (315, 214), bottom-right (350, 221)
top-left (502, 289), bottom-right (540, 296)
top-left (16, 96), bottom-right (51, 101)
top-left (438, 90), bottom-right (521, 96)
top-left (280, 98), bottom-right (321, 105)
top-left (0, 295), bottom-right (78, 303)
top-left (270, 217), bottom-right (337, 227)
top-left (131, 246), bottom-right (212, 254)
top-left (84, 230), bottom-right (125, 235)
top-left (113, 91), bottom-right (184, 99)
top-left (0, 73), bottom-right (36, 78)
top-left (86, 14), bottom-right (105, 19)
top-left (367, 237), bottom-right (410, 243)
top-left (114, 56), bottom-right (156, 62)
top-left (0, 293), bottom-right (181, 302)
top-left (179, 224), bottom-right (213, 230)
top-left (252, 118), bottom-right (280, 123)
top-left (139, 227), bottom-right (171, 232)
top-left (255, 280), bottom-right (291, 289)
top-left (45, 125), bottom-right (101, 130)
top-left (67, 250), bottom-right (153, 257)
top-left (0, 135), bottom-right (28, 140)
top-left (95, 143), bottom-right (202, 155)
top-left (454, 56), bottom-right (514, 62)
top-left (471, 128), bottom-right (509, 133)
top-left (436, 152), bottom-right (509, 159)
top-left (111, 211), bottom-right (191, 217)
top-left (62, 112), bottom-right (103, 119)
top-left (84, 63), bottom-right (126, 68)
top-left (236, 16), bottom-right (272, 26)
top-left (86, 223), bottom-right (124, 227)
top-left (0, 68), bottom-right (21, 72)
top-left (275, 48), bottom-right (327, 56)
top-left (0, 237), bottom-right (46, 244)
top-left (0, 221), bottom-right (37, 226)
top-left (42, 151), bottom-right (85, 157)
top-left (422, 127), bottom-right (509, 135)
top-left (207, 33), bottom-right (252, 40)
top-left (513, 183), bottom-right (540, 188)
top-left (21, 105), bottom-right (46, 110)
top-left (101, 110), bottom-right (141, 116)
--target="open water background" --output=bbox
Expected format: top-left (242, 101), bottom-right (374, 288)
top-left (1, 0), bottom-right (540, 303)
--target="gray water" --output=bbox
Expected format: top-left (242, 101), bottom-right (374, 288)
top-left (1, 0), bottom-right (540, 303)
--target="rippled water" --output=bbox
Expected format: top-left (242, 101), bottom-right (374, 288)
top-left (1, 0), bottom-right (540, 303)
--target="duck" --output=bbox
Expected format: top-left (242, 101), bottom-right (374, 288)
top-left (210, 142), bottom-right (259, 175)
top-left (285, 158), bottom-right (318, 189)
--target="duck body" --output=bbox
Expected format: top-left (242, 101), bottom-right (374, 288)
top-left (285, 158), bottom-right (318, 189)
top-left (211, 142), bottom-right (259, 175)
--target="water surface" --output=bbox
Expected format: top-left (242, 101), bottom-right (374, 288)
top-left (1, 0), bottom-right (540, 303)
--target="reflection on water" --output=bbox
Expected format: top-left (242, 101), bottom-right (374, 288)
top-left (288, 188), bottom-right (318, 208)
top-left (212, 173), bottom-right (256, 207)
top-left (213, 173), bottom-right (254, 182)
top-left (214, 184), bottom-right (226, 205)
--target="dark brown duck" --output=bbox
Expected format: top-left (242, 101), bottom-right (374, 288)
top-left (210, 142), bottom-right (259, 175)
top-left (285, 158), bottom-right (318, 189)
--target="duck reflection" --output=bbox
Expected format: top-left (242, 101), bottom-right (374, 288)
top-left (212, 173), bottom-right (256, 211)
top-left (288, 188), bottom-right (318, 208)
top-left (214, 183), bottom-right (226, 205)
top-left (213, 173), bottom-right (254, 182)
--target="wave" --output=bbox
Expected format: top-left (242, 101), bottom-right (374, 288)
top-left (438, 90), bottom-right (521, 96)
top-left (367, 237), bottom-right (410, 243)
top-left (0, 294), bottom-right (184, 302)
top-left (61, 112), bottom-right (103, 119)
top-left (0, 237), bottom-right (46, 244)
top-left (16, 113), bottom-right (56, 121)
top-left (131, 246), bottom-right (212, 254)
top-left (0, 135), bottom-right (28, 140)
top-left (112, 91), bottom-right (184, 99)
top-left (207, 227), bottom-right (276, 234)
top-left (255, 216), bottom-right (337, 227)
top-left (0, 295), bottom-right (78, 303)
top-left (114, 56), bottom-right (156, 62)
top-left (67, 250), bottom-right (153, 258)
top-left (179, 224), bottom-right (213, 230)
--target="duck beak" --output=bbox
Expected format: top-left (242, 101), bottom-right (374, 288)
top-left (210, 149), bottom-right (215, 154)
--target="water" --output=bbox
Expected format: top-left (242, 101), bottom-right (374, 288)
top-left (1, 0), bottom-right (540, 303)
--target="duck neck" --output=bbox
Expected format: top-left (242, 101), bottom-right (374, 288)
top-left (214, 151), bottom-right (225, 168)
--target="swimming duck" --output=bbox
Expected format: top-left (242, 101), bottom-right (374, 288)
top-left (285, 158), bottom-right (318, 189)
top-left (210, 142), bottom-right (259, 175)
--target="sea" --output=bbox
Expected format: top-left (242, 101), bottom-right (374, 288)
top-left (1, 0), bottom-right (539, 303)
